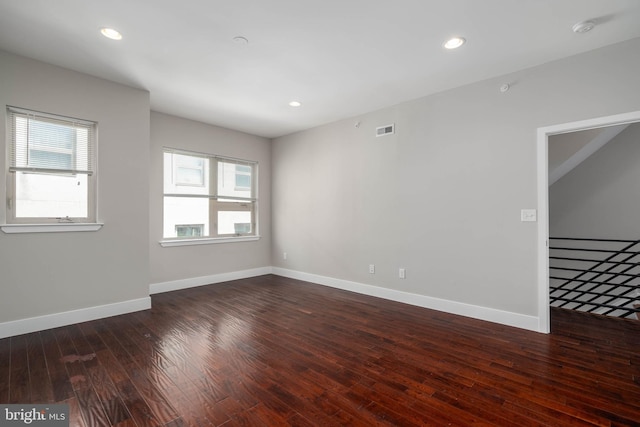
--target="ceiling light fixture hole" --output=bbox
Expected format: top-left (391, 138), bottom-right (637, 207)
top-left (100, 27), bottom-right (122, 40)
top-left (444, 37), bottom-right (465, 49)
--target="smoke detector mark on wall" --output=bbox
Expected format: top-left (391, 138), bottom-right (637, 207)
top-left (376, 123), bottom-right (395, 137)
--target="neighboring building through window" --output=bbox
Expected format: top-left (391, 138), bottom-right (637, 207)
top-left (174, 154), bottom-right (205, 186)
top-left (175, 224), bottom-right (204, 237)
top-left (6, 107), bottom-right (97, 223)
top-left (235, 164), bottom-right (251, 190)
top-left (163, 149), bottom-right (257, 240)
top-left (234, 223), bottom-right (251, 234)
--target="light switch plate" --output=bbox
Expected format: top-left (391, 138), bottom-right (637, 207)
top-left (521, 209), bottom-right (537, 222)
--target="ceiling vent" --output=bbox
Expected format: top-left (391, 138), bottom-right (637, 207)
top-left (376, 123), bottom-right (395, 137)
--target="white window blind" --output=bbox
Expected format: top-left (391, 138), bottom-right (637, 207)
top-left (6, 106), bottom-right (98, 224)
top-left (8, 107), bottom-right (96, 175)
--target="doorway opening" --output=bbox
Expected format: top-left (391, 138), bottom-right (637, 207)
top-left (536, 111), bottom-right (640, 333)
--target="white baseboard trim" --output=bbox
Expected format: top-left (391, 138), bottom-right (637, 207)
top-left (0, 297), bottom-right (151, 339)
top-left (149, 266), bottom-right (273, 295)
top-left (1, 266), bottom-right (542, 339)
top-left (272, 267), bottom-right (542, 332)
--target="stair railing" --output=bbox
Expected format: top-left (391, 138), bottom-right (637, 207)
top-left (549, 237), bottom-right (640, 319)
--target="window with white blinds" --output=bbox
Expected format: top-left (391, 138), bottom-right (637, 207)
top-left (6, 107), bottom-right (97, 223)
top-left (8, 107), bottom-right (96, 175)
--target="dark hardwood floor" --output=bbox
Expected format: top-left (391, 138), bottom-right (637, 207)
top-left (1, 274), bottom-right (639, 426)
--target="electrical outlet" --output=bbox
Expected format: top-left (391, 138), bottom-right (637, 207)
top-left (283, 252), bottom-right (287, 260)
top-left (399, 268), bottom-right (406, 279)
top-left (369, 264), bottom-right (375, 274)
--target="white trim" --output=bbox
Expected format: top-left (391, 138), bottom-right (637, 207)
top-left (1, 264), bottom-right (551, 339)
top-left (272, 268), bottom-right (540, 332)
top-left (1, 223), bottom-right (104, 233)
top-left (149, 267), bottom-right (273, 294)
top-left (537, 110), bottom-right (640, 334)
top-left (538, 111), bottom-right (640, 136)
top-left (0, 297), bottom-right (150, 339)
top-left (159, 235), bottom-right (260, 247)
top-left (536, 128), bottom-right (551, 333)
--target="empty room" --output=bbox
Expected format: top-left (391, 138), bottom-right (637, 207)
top-left (1, 1), bottom-right (639, 426)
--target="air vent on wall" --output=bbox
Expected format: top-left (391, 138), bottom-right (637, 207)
top-left (376, 123), bottom-right (395, 137)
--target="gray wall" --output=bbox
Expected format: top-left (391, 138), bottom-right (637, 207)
top-left (0, 51), bottom-right (150, 323)
top-left (149, 112), bottom-right (272, 284)
top-left (2, 37), bottom-right (639, 331)
top-left (548, 127), bottom-right (602, 172)
top-left (272, 38), bottom-right (640, 317)
top-left (550, 123), bottom-right (640, 239)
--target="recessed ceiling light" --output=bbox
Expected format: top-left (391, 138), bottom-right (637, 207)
top-left (100, 27), bottom-right (122, 40)
top-left (289, 101), bottom-right (302, 107)
top-left (233, 36), bottom-right (249, 44)
top-left (443, 37), bottom-right (465, 49)
top-left (572, 21), bottom-right (596, 34)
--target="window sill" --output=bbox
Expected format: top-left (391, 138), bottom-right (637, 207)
top-left (1, 223), bottom-right (104, 234)
top-left (160, 235), bottom-right (260, 247)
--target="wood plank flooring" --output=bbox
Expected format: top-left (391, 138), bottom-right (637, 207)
top-left (1, 274), bottom-right (639, 426)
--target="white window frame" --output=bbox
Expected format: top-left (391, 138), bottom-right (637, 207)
top-left (2, 107), bottom-right (101, 233)
top-left (161, 148), bottom-right (259, 246)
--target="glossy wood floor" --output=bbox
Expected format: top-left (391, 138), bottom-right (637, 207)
top-left (1, 275), bottom-right (639, 426)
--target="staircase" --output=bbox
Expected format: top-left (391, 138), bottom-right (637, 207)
top-left (549, 237), bottom-right (640, 319)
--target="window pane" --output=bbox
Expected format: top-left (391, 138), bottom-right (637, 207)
top-left (15, 171), bottom-right (88, 218)
top-left (235, 164), bottom-right (251, 190)
top-left (176, 166), bottom-right (203, 185)
top-left (28, 120), bottom-right (76, 171)
top-left (163, 197), bottom-right (209, 238)
top-left (218, 161), bottom-right (252, 198)
top-left (164, 152), bottom-right (209, 195)
top-left (234, 223), bottom-right (252, 234)
top-left (30, 120), bottom-right (75, 150)
top-left (29, 150), bottom-right (72, 170)
top-left (175, 154), bottom-right (205, 186)
top-left (175, 224), bottom-right (204, 237)
top-left (15, 117), bottom-right (85, 171)
top-left (218, 211), bottom-right (252, 235)
top-left (235, 173), bottom-right (251, 189)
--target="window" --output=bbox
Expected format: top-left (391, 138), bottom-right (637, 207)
top-left (174, 154), bottom-right (205, 186)
top-left (235, 164), bottom-right (251, 190)
top-left (175, 224), bottom-right (204, 237)
top-left (6, 107), bottom-right (97, 224)
top-left (163, 149), bottom-right (258, 241)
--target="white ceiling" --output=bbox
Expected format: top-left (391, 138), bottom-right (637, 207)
top-left (0, 0), bottom-right (639, 138)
